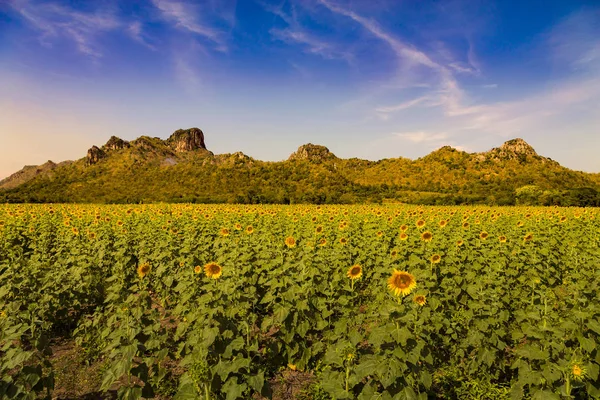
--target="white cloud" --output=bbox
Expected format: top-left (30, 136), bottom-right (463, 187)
top-left (9, 0), bottom-right (120, 58)
top-left (151, 0), bottom-right (227, 52)
top-left (270, 28), bottom-right (353, 63)
top-left (395, 131), bottom-right (448, 143)
top-left (128, 21), bottom-right (157, 51)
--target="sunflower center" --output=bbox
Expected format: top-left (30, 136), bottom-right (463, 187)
top-left (395, 275), bottom-right (410, 288)
top-left (209, 264), bottom-right (220, 274)
top-left (351, 267), bottom-right (361, 275)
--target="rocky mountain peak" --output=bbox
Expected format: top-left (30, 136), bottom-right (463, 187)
top-left (86, 146), bottom-right (105, 165)
top-left (103, 136), bottom-right (130, 151)
top-left (166, 128), bottom-right (207, 152)
top-left (499, 138), bottom-right (537, 156)
top-left (476, 138), bottom-right (546, 163)
top-left (288, 144), bottom-right (336, 162)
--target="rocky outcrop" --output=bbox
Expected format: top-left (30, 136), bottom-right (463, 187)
top-left (166, 128), bottom-right (206, 152)
top-left (86, 146), bottom-right (105, 165)
top-left (103, 136), bottom-right (130, 151)
top-left (475, 138), bottom-right (556, 164)
top-left (288, 144), bottom-right (337, 162)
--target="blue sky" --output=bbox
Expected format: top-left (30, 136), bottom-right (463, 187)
top-left (1, 0), bottom-right (599, 179)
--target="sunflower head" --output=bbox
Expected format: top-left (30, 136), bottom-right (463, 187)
top-left (416, 220), bottom-right (425, 228)
top-left (524, 233), bottom-right (533, 242)
top-left (413, 294), bottom-right (426, 306)
top-left (430, 254), bottom-right (441, 264)
top-left (315, 225), bottom-right (324, 234)
top-left (456, 239), bottom-right (464, 247)
top-left (421, 231), bottom-right (433, 242)
top-left (194, 265), bottom-right (202, 274)
top-left (220, 227), bottom-right (230, 236)
top-left (285, 236), bottom-right (296, 248)
top-left (318, 238), bottom-right (327, 247)
top-left (339, 237), bottom-right (348, 245)
top-left (347, 264), bottom-right (362, 280)
top-left (387, 270), bottom-right (417, 297)
top-left (204, 262), bottom-right (223, 279)
top-left (137, 262), bottom-right (151, 279)
top-left (246, 225), bottom-right (254, 234)
top-left (571, 364), bottom-right (587, 381)
top-left (234, 223), bottom-right (242, 230)
top-left (439, 220), bottom-right (448, 228)
top-left (462, 222), bottom-right (470, 229)
top-left (479, 231), bottom-right (488, 240)
top-left (498, 235), bottom-right (507, 243)
top-left (376, 230), bottom-right (383, 237)
top-left (400, 224), bottom-right (408, 232)
top-left (399, 232), bottom-right (408, 241)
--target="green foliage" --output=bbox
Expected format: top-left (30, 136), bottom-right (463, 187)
top-left (0, 204), bottom-right (599, 399)
top-left (1, 139), bottom-right (599, 206)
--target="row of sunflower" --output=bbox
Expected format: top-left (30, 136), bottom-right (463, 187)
top-left (0, 203), bottom-right (598, 399)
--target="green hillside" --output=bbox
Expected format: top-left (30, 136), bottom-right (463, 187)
top-left (1, 128), bottom-right (599, 206)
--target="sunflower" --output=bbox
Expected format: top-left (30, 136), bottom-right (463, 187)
top-left (439, 220), bottom-right (447, 228)
top-left (315, 225), bottom-right (324, 234)
top-left (220, 227), bottom-right (230, 236)
top-left (516, 221), bottom-right (524, 227)
top-left (399, 232), bottom-right (408, 241)
top-left (318, 238), bottom-right (327, 247)
top-left (390, 249), bottom-right (398, 258)
top-left (456, 239), bottom-right (464, 247)
top-left (285, 236), bottom-right (296, 248)
top-left (559, 216), bottom-right (567, 223)
top-left (421, 231), bottom-right (433, 242)
top-left (430, 254), bottom-right (441, 264)
top-left (117, 220), bottom-right (123, 226)
top-left (416, 220), bottom-right (425, 228)
top-left (413, 294), bottom-right (427, 306)
top-left (347, 264), bottom-right (362, 280)
top-left (376, 230), bottom-right (383, 237)
top-left (479, 231), bottom-right (489, 240)
top-left (498, 235), bottom-right (507, 243)
top-left (339, 237), bottom-right (348, 245)
top-left (246, 225), bottom-right (254, 235)
top-left (387, 270), bottom-right (417, 297)
top-left (462, 222), bottom-right (470, 229)
top-left (234, 223), bottom-right (242, 230)
top-left (524, 233), bottom-right (533, 242)
top-left (204, 262), bottom-right (223, 279)
top-left (137, 262), bottom-right (151, 279)
top-left (194, 265), bottom-right (202, 274)
top-left (571, 364), bottom-right (586, 381)
top-left (400, 224), bottom-right (408, 231)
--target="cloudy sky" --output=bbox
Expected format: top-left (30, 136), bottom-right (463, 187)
top-left (1, 0), bottom-right (599, 179)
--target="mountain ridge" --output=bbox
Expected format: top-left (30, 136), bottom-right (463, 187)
top-left (1, 128), bottom-right (599, 206)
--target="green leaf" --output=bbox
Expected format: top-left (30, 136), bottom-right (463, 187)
top-left (248, 371), bottom-right (264, 393)
top-left (222, 376), bottom-right (247, 400)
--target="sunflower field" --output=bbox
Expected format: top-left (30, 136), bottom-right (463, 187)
top-left (0, 204), bottom-right (599, 400)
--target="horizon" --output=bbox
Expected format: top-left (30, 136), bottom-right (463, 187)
top-left (1, 0), bottom-right (600, 180)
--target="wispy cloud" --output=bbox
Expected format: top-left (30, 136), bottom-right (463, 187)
top-left (270, 28), bottom-right (353, 62)
top-left (395, 131), bottom-right (448, 144)
top-left (316, 0), bottom-right (469, 121)
top-left (151, 0), bottom-right (227, 52)
top-left (128, 21), bottom-right (157, 51)
top-left (548, 8), bottom-right (600, 70)
top-left (261, 1), bottom-right (353, 65)
top-left (9, 0), bottom-right (120, 58)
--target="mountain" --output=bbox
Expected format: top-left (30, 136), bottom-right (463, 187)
top-left (1, 128), bottom-right (599, 206)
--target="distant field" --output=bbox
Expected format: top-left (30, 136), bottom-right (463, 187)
top-left (1, 204), bottom-right (599, 399)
